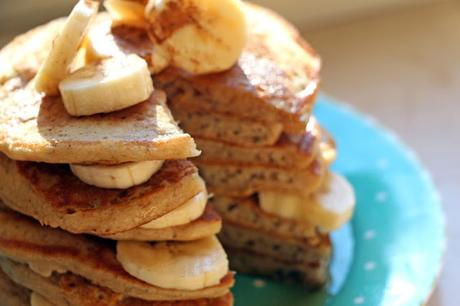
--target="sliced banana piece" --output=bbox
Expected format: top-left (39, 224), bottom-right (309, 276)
top-left (29, 262), bottom-right (67, 278)
top-left (259, 173), bottom-right (355, 232)
top-left (59, 54), bottom-right (153, 116)
top-left (105, 0), bottom-right (147, 27)
top-left (145, 0), bottom-right (247, 74)
top-left (70, 160), bottom-right (164, 189)
top-left (117, 236), bottom-right (228, 290)
top-left (86, 20), bottom-right (124, 62)
top-left (35, 0), bottom-right (99, 95)
top-left (141, 190), bottom-right (208, 229)
top-left (31, 293), bottom-right (56, 306)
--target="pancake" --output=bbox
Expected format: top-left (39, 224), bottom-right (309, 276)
top-left (0, 208), bottom-right (234, 302)
top-left (0, 265), bottom-right (29, 306)
top-left (196, 157), bottom-right (326, 197)
top-left (0, 85), bottom-right (199, 164)
top-left (224, 247), bottom-right (328, 289)
top-left (0, 258), bottom-right (233, 306)
top-left (0, 154), bottom-right (205, 235)
top-left (218, 222), bottom-right (330, 288)
top-left (193, 118), bottom-right (324, 169)
top-left (171, 107), bottom-right (283, 147)
top-left (80, 4), bottom-right (320, 135)
top-left (0, 18), bottom-right (199, 164)
top-left (103, 205), bottom-right (222, 241)
top-left (156, 3), bottom-right (321, 135)
top-left (210, 196), bottom-right (318, 240)
top-left (0, 19), bottom-right (63, 89)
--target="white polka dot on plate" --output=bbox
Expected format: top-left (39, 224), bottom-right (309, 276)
top-left (375, 191), bottom-right (388, 203)
top-left (365, 261), bottom-right (376, 271)
top-left (377, 158), bottom-right (389, 170)
top-left (354, 296), bottom-right (365, 305)
top-left (364, 230), bottom-right (376, 240)
top-left (253, 279), bottom-right (266, 288)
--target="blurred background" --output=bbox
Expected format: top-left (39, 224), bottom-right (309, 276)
top-left (0, 1), bottom-right (457, 305)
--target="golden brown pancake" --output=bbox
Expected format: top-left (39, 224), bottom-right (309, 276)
top-left (210, 196), bottom-right (318, 240)
top-left (224, 247), bottom-right (328, 289)
top-left (170, 107), bottom-right (284, 147)
top-left (197, 157), bottom-right (326, 197)
top-left (0, 86), bottom-right (199, 164)
top-left (156, 3), bottom-right (321, 135)
top-left (78, 3), bottom-right (320, 135)
top-left (0, 155), bottom-right (205, 235)
top-left (193, 118), bottom-right (324, 169)
top-left (0, 208), bottom-right (234, 301)
top-left (103, 205), bottom-right (222, 241)
top-left (0, 18), bottom-right (198, 165)
top-left (0, 258), bottom-right (234, 306)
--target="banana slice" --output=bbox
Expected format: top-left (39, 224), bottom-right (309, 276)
top-left (85, 20), bottom-right (123, 62)
top-left (29, 262), bottom-right (67, 278)
top-left (259, 173), bottom-right (355, 232)
top-left (117, 236), bottom-right (228, 290)
top-left (31, 293), bottom-right (56, 306)
top-left (140, 191), bottom-right (208, 229)
top-left (105, 0), bottom-right (147, 27)
top-left (70, 160), bottom-right (164, 189)
top-left (145, 0), bottom-right (247, 74)
top-left (59, 54), bottom-right (154, 116)
top-left (35, 0), bottom-right (99, 95)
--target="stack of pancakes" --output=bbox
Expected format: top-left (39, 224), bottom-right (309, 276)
top-left (0, 6), bottom-right (234, 306)
top-left (154, 5), bottom-right (355, 288)
top-left (46, 0), bottom-right (354, 291)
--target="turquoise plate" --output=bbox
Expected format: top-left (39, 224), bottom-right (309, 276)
top-left (232, 95), bottom-right (445, 306)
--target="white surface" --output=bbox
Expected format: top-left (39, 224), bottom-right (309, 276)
top-left (305, 2), bottom-right (460, 305)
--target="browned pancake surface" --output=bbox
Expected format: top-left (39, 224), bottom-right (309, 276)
top-left (157, 3), bottom-right (321, 134)
top-left (81, 5), bottom-right (320, 135)
top-left (104, 204), bottom-right (222, 241)
top-left (0, 19), bottom-right (198, 164)
top-left (0, 155), bottom-right (205, 235)
top-left (0, 258), bottom-right (233, 306)
top-left (193, 118), bottom-right (324, 169)
top-left (0, 208), bottom-right (233, 302)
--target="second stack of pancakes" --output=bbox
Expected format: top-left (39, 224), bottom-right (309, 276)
top-left (155, 4), bottom-right (355, 288)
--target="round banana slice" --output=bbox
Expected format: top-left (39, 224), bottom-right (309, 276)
top-left (259, 173), bottom-right (355, 232)
top-left (31, 293), bottom-right (56, 306)
top-left (70, 160), bottom-right (164, 189)
top-left (35, 0), bottom-right (99, 95)
top-left (117, 236), bottom-right (229, 290)
top-left (59, 54), bottom-right (153, 116)
top-left (141, 190), bottom-right (208, 229)
top-left (105, 0), bottom-right (147, 27)
top-left (145, 0), bottom-right (247, 74)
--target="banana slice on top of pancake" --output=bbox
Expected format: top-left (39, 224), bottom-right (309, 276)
top-left (97, 0), bottom-right (248, 74)
top-left (145, 0), bottom-right (247, 74)
top-left (35, 0), bottom-right (99, 95)
top-left (259, 173), bottom-right (355, 232)
top-left (141, 190), bottom-right (208, 229)
top-left (105, 0), bottom-right (148, 27)
top-left (117, 236), bottom-right (229, 290)
top-left (59, 54), bottom-right (153, 116)
top-left (70, 160), bottom-right (164, 189)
